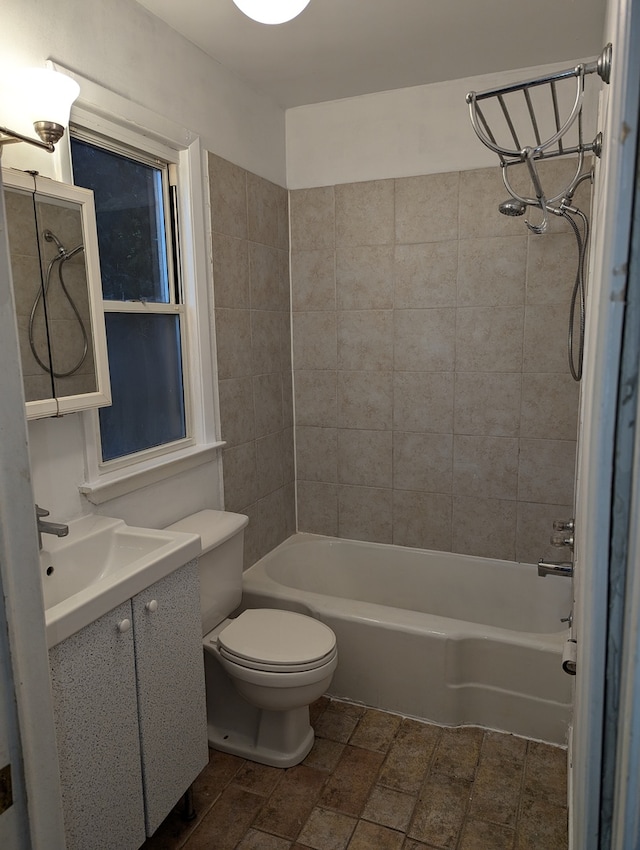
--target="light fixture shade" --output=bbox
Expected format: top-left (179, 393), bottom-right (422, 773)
top-left (19, 69), bottom-right (80, 129)
top-left (232, 0), bottom-right (311, 25)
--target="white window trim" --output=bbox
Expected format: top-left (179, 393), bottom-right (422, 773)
top-left (50, 64), bottom-right (224, 505)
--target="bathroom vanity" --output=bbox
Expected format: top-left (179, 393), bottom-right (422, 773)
top-left (41, 517), bottom-right (207, 850)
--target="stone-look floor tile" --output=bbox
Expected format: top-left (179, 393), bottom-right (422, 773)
top-left (297, 807), bottom-right (357, 850)
top-left (516, 796), bottom-right (568, 850)
top-left (347, 819), bottom-right (404, 850)
top-left (468, 753), bottom-right (524, 827)
top-left (310, 696), bottom-right (331, 725)
top-left (314, 702), bottom-right (365, 743)
top-left (233, 762), bottom-right (284, 796)
top-left (522, 741), bottom-right (567, 804)
top-left (378, 720), bottom-right (441, 794)
top-left (408, 774), bottom-right (471, 849)
top-left (432, 726), bottom-right (483, 781)
top-left (349, 708), bottom-right (402, 753)
top-left (186, 786), bottom-right (265, 850)
top-left (237, 829), bottom-right (293, 849)
top-left (304, 738), bottom-right (346, 772)
top-left (362, 785), bottom-right (417, 832)
top-left (459, 818), bottom-right (516, 850)
top-left (481, 730), bottom-right (527, 768)
top-left (320, 745), bottom-right (385, 816)
top-left (254, 765), bottom-right (327, 840)
top-left (402, 840), bottom-right (441, 850)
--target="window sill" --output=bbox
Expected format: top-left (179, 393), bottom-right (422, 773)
top-left (79, 442), bottom-right (225, 505)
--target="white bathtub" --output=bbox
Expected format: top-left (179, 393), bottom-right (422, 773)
top-left (241, 533), bottom-right (573, 744)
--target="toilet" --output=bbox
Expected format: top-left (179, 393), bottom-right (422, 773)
top-left (167, 509), bottom-right (337, 767)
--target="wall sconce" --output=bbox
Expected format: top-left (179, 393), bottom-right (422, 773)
top-left (0, 68), bottom-right (80, 155)
top-left (232, 0), bottom-right (311, 25)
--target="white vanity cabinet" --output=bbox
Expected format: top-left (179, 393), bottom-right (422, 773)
top-left (48, 561), bottom-right (208, 850)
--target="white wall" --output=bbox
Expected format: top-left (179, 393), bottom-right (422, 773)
top-left (286, 59), bottom-right (601, 188)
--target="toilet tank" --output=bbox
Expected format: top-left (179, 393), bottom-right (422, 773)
top-left (167, 510), bottom-right (249, 634)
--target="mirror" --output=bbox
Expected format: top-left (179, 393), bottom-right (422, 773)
top-left (3, 168), bottom-right (111, 419)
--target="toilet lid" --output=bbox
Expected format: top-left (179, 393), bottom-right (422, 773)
top-left (217, 609), bottom-right (336, 668)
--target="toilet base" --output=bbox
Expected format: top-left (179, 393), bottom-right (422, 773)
top-left (204, 649), bottom-right (316, 767)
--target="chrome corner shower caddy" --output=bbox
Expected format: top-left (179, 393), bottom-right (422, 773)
top-left (466, 44), bottom-right (612, 235)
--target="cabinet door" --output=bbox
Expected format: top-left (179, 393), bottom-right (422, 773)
top-left (132, 561), bottom-right (208, 836)
top-left (49, 601), bottom-right (145, 850)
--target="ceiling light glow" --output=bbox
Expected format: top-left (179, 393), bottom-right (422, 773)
top-left (232, 0), bottom-right (311, 25)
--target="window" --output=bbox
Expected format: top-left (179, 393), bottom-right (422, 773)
top-left (70, 135), bottom-right (189, 465)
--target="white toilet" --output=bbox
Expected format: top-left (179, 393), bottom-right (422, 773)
top-left (168, 509), bottom-right (337, 767)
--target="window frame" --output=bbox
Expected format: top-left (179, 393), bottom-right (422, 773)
top-left (52, 90), bottom-right (223, 504)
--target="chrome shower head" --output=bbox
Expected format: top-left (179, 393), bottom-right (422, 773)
top-left (498, 198), bottom-right (527, 217)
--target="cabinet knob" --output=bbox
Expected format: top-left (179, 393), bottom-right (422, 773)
top-left (117, 618), bottom-right (131, 633)
top-left (145, 600), bottom-right (158, 613)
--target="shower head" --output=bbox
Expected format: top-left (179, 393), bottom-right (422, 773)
top-left (498, 198), bottom-right (527, 217)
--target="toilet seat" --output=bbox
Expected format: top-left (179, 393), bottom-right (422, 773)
top-left (216, 609), bottom-right (337, 673)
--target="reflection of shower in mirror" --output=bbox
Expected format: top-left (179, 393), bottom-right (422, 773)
top-left (29, 228), bottom-right (89, 378)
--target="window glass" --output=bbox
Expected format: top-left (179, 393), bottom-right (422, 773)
top-left (99, 313), bottom-right (185, 461)
top-left (71, 138), bottom-right (170, 303)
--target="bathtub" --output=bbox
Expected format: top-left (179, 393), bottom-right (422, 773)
top-left (241, 533), bottom-right (573, 744)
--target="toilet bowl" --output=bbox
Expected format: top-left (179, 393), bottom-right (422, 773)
top-left (167, 510), bottom-right (338, 767)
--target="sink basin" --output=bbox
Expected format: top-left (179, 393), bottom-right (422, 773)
top-left (41, 514), bottom-right (201, 647)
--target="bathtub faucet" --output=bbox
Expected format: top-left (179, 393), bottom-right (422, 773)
top-left (537, 559), bottom-right (573, 578)
top-left (36, 504), bottom-right (69, 550)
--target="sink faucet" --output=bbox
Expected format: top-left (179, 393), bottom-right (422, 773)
top-left (537, 559), bottom-right (573, 578)
top-left (36, 505), bottom-right (69, 550)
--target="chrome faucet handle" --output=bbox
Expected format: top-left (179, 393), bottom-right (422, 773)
top-left (553, 518), bottom-right (575, 532)
top-left (551, 532), bottom-right (574, 550)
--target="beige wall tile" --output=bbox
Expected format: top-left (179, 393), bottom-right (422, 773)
top-left (242, 501), bottom-right (262, 569)
top-left (256, 432), bottom-right (284, 498)
top-left (453, 435), bottom-right (519, 500)
top-left (392, 490), bottom-right (453, 551)
top-left (279, 310), bottom-right (293, 372)
top-left (393, 372), bottom-right (454, 433)
top-left (520, 372), bottom-right (579, 440)
top-left (218, 376), bottom-right (255, 447)
top-left (296, 425), bottom-right (338, 483)
top-left (458, 168), bottom-right (526, 239)
top-left (291, 249), bottom-right (336, 311)
top-left (394, 309), bottom-right (456, 372)
top-left (282, 428), bottom-right (295, 485)
top-left (290, 186), bottom-right (335, 251)
top-left (457, 235), bottom-right (527, 307)
top-left (338, 429), bottom-right (393, 488)
top-left (295, 370), bottom-right (338, 427)
top-left (393, 432), bottom-right (453, 493)
top-left (338, 371), bottom-right (393, 430)
top-left (222, 442), bottom-right (257, 512)
top-left (282, 370), bottom-right (294, 428)
top-left (394, 242), bottom-right (457, 309)
top-left (253, 373), bottom-right (283, 438)
top-left (335, 180), bottom-right (395, 247)
top-left (297, 481), bottom-right (338, 536)
top-left (456, 306), bottom-right (524, 372)
top-left (395, 173), bottom-right (460, 244)
top-left (251, 310), bottom-right (282, 374)
top-left (452, 495), bottom-right (517, 560)
top-left (526, 232), bottom-right (576, 305)
top-left (518, 439), bottom-right (576, 505)
top-left (257, 487), bottom-right (288, 556)
top-left (516, 500), bottom-right (574, 564)
top-left (249, 243), bottom-right (282, 311)
top-left (523, 305), bottom-right (572, 373)
top-left (212, 233), bottom-right (249, 309)
top-left (215, 308), bottom-right (253, 379)
top-left (336, 245), bottom-right (394, 309)
top-left (454, 372), bottom-right (522, 437)
top-left (208, 153), bottom-right (247, 239)
top-left (247, 171), bottom-right (281, 247)
top-left (338, 485), bottom-right (393, 544)
top-left (338, 310), bottom-right (393, 371)
top-left (293, 311), bottom-right (337, 370)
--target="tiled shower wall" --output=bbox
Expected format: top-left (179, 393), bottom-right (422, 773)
top-left (208, 153), bottom-right (295, 567)
top-left (290, 162), bottom-right (588, 563)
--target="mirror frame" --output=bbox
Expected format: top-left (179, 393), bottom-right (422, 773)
top-left (3, 167), bottom-right (111, 419)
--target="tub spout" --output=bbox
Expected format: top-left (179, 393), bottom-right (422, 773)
top-left (537, 559), bottom-right (573, 578)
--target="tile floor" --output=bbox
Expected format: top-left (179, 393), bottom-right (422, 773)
top-left (142, 697), bottom-right (568, 850)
